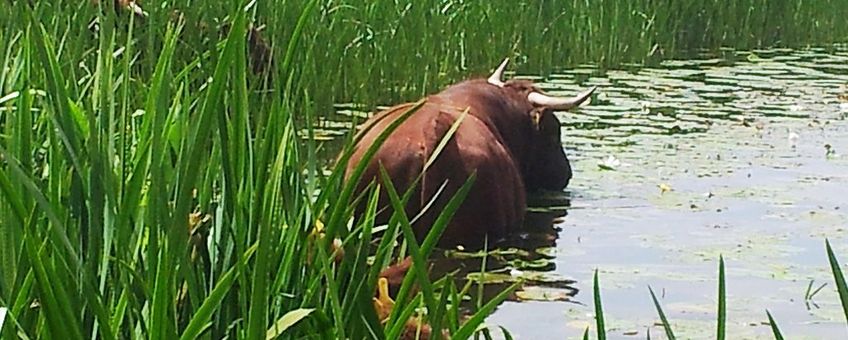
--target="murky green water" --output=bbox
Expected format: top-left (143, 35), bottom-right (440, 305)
top-left (325, 46), bottom-right (848, 339)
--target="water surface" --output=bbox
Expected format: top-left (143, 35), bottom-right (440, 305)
top-left (325, 46), bottom-right (848, 339)
top-left (485, 47), bottom-right (848, 339)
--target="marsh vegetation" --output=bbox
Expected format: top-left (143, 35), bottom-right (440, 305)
top-left (0, 0), bottom-right (847, 339)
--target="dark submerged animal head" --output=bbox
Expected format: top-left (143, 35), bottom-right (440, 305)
top-left (525, 104), bottom-right (573, 190)
top-left (433, 59), bottom-right (594, 191)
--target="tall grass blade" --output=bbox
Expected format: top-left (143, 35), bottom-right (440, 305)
top-left (765, 310), bottom-right (784, 340)
top-left (385, 295), bottom-right (424, 340)
top-left (648, 286), bottom-right (676, 339)
top-left (22, 235), bottom-right (83, 340)
top-left (279, 0), bottom-right (318, 77)
top-left (422, 108), bottom-right (469, 172)
top-left (0, 169), bottom-right (26, 228)
top-left (594, 269), bottom-right (606, 340)
top-left (1, 146), bottom-right (114, 340)
top-left (381, 169), bottom-right (476, 339)
top-left (265, 308), bottom-right (315, 339)
top-left (825, 239), bottom-right (848, 325)
top-left (452, 282), bottom-right (520, 339)
top-left (717, 256), bottom-right (726, 340)
top-left (146, 19), bottom-right (182, 340)
top-left (179, 244), bottom-right (255, 340)
top-left (498, 326), bottom-right (514, 340)
top-left (380, 171), bottom-right (439, 337)
top-left (26, 10), bottom-right (84, 177)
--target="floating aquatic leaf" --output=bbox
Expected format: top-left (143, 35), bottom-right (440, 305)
top-left (446, 248), bottom-right (530, 259)
top-left (466, 272), bottom-right (515, 285)
top-left (788, 132), bottom-right (800, 147)
top-left (598, 155), bottom-right (621, 171)
top-left (514, 272), bottom-right (576, 287)
top-left (507, 258), bottom-right (555, 271)
top-left (535, 247), bottom-right (558, 258)
top-left (746, 53), bottom-right (763, 62)
top-left (515, 287), bottom-right (572, 302)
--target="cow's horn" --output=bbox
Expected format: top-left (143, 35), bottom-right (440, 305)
top-left (527, 86), bottom-right (596, 110)
top-left (487, 58), bottom-right (509, 87)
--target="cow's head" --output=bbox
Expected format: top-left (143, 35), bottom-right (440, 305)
top-left (486, 59), bottom-right (595, 191)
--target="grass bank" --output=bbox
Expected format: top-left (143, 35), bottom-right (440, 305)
top-left (265, 0), bottom-right (848, 110)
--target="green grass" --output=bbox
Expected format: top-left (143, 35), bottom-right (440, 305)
top-left (766, 310), bottom-right (785, 340)
top-left (648, 286), bottom-right (675, 340)
top-left (296, 0), bottom-right (848, 116)
top-left (717, 256), bottom-right (726, 340)
top-left (273, 0), bottom-right (848, 113)
top-left (593, 269), bottom-right (606, 340)
top-left (1, 1), bottom-right (847, 339)
top-left (5, 1), bottom-right (845, 118)
top-left (0, 1), bottom-right (508, 339)
top-left (826, 239), bottom-right (848, 325)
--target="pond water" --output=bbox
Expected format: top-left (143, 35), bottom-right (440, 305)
top-left (484, 47), bottom-right (848, 339)
top-left (325, 46), bottom-right (848, 339)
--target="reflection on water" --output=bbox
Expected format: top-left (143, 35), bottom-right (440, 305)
top-left (325, 46), bottom-right (848, 338)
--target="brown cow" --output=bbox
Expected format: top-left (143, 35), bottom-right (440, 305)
top-left (345, 59), bottom-right (595, 249)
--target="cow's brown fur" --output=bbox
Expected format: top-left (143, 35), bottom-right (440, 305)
top-left (346, 78), bottom-right (572, 249)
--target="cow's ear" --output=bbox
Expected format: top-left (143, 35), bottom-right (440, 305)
top-left (530, 109), bottom-right (543, 130)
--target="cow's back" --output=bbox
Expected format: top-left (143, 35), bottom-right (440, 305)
top-left (346, 102), bottom-right (525, 248)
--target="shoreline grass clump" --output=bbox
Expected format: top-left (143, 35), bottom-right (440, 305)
top-left (259, 0), bottom-right (848, 113)
top-left (5, 1), bottom-right (846, 118)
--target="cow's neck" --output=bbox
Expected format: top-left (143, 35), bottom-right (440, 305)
top-left (430, 83), bottom-right (535, 173)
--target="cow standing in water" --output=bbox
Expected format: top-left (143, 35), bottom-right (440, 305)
top-left (346, 59), bottom-right (595, 249)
